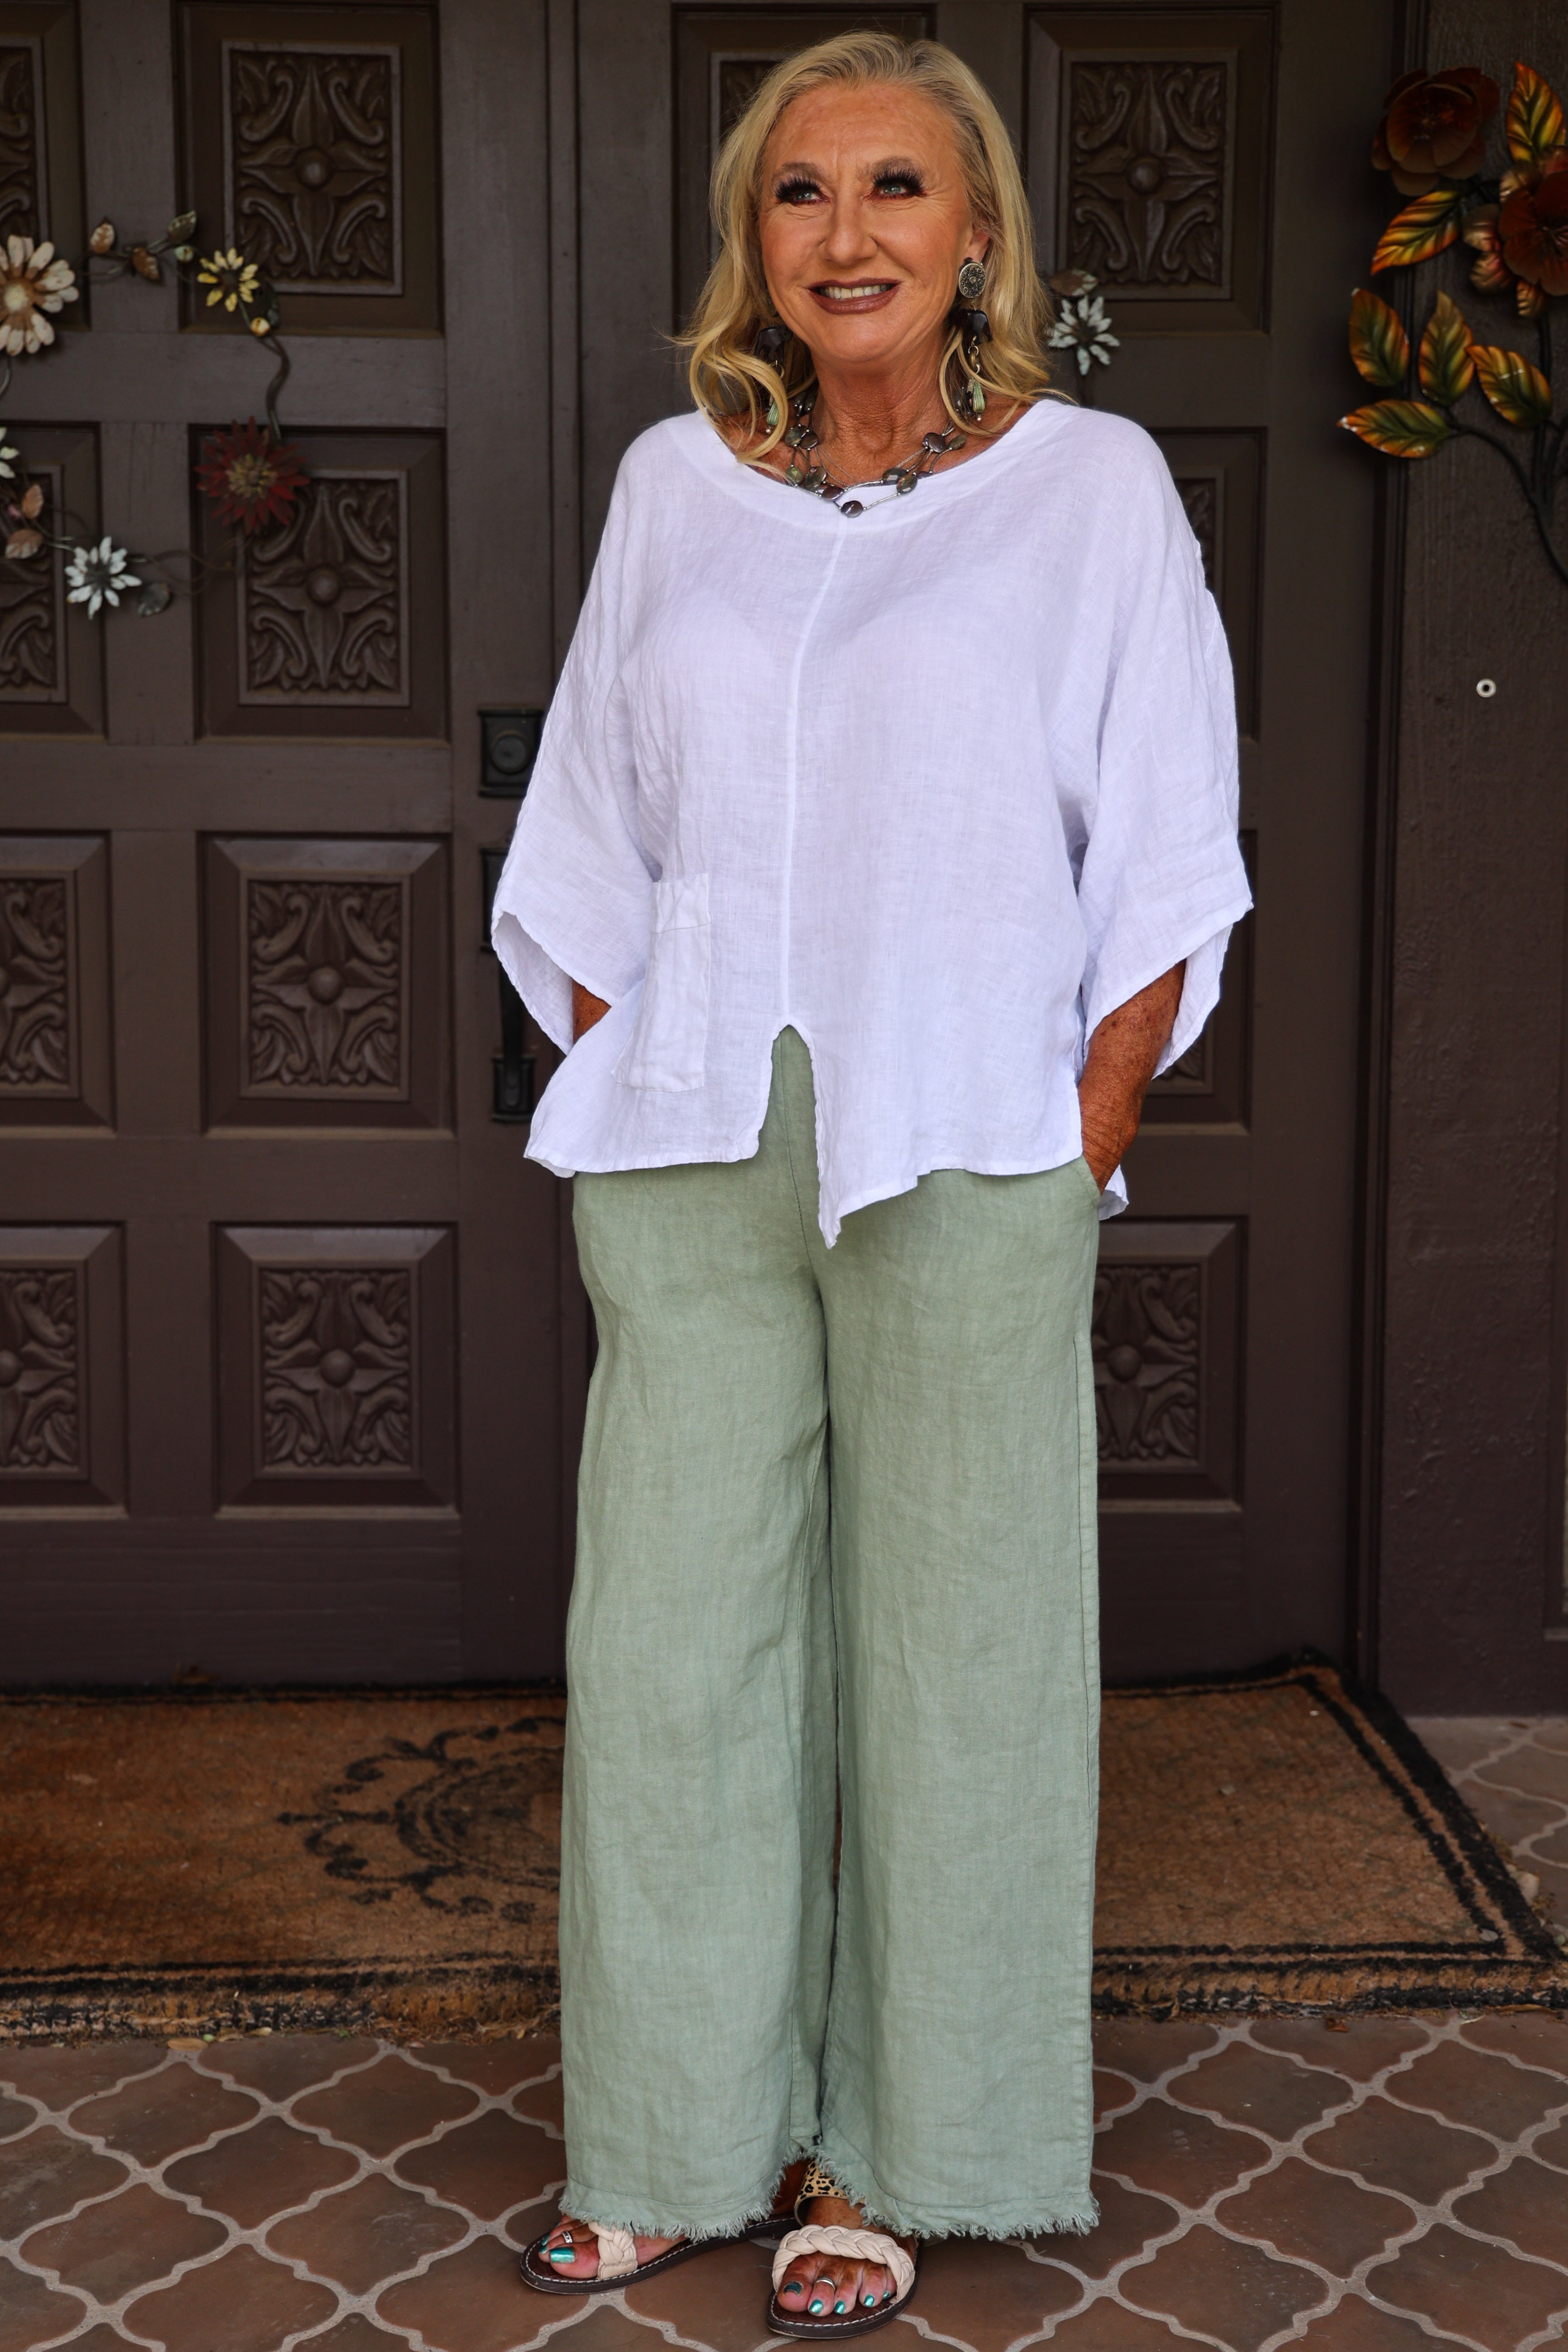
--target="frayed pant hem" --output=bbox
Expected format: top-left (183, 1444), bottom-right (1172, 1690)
top-left (560, 2146), bottom-right (809, 2244)
top-left (816, 2132), bottom-right (1099, 2242)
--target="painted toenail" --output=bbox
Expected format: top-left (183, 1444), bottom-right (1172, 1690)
top-left (863, 2294), bottom-right (877, 2306)
top-left (548, 2249), bottom-right (574, 2264)
top-left (834, 2302), bottom-right (848, 2313)
top-left (809, 2300), bottom-right (824, 2314)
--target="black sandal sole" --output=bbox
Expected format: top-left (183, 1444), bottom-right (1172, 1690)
top-left (767, 2280), bottom-right (918, 2338)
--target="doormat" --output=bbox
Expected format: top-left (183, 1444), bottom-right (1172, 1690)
top-left (0, 1657), bottom-right (1560, 2042)
top-left (1092, 1655), bottom-right (1563, 2014)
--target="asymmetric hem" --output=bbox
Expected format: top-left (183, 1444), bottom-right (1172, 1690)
top-left (492, 399), bottom-right (1250, 1243)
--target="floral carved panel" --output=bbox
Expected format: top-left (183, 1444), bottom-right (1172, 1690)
top-left (1149, 1031), bottom-right (1211, 1094)
top-left (223, 42), bottom-right (402, 293)
top-left (218, 1226), bottom-right (453, 1507)
top-left (0, 40), bottom-right (43, 247)
top-left (258, 1264), bottom-right (414, 1473)
top-left (0, 461), bottom-right (66, 704)
top-left (1093, 1221), bottom-right (1241, 1503)
top-left (1173, 471), bottom-right (1221, 596)
top-left (1062, 55), bottom-right (1233, 295)
top-left (1093, 1261), bottom-right (1201, 1466)
top-left (237, 472), bottom-right (408, 707)
top-left (0, 872), bottom-right (71, 1095)
top-left (243, 875), bottom-right (408, 1099)
top-left (0, 1263), bottom-right (79, 1475)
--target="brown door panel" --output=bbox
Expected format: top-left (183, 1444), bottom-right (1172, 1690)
top-left (0, 0), bottom-right (1393, 1687)
top-left (0, 0), bottom-right (563, 1687)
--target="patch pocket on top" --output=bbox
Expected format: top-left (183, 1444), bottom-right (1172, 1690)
top-left (614, 872), bottom-right (711, 1093)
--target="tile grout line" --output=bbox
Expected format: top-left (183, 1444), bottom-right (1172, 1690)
top-left (5, 2037), bottom-right (568, 2351)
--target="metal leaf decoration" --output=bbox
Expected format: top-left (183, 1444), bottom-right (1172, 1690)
top-left (1338, 400), bottom-right (1452, 457)
top-left (1371, 188), bottom-right (1467, 272)
top-left (1419, 292), bottom-right (1476, 401)
top-left (1349, 288), bottom-right (1410, 387)
top-left (1505, 61), bottom-right (1566, 170)
top-left (1468, 343), bottom-right (1553, 426)
top-left (1342, 55), bottom-right (1568, 585)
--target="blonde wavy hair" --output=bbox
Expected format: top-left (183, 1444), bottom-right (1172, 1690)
top-left (679, 30), bottom-right (1059, 453)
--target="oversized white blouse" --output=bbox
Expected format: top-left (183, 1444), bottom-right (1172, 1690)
top-left (492, 396), bottom-right (1251, 1244)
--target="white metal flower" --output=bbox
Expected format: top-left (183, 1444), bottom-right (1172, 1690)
top-left (65, 536), bottom-right (140, 617)
top-left (0, 235), bottom-right (79, 355)
top-left (0, 435), bottom-right (17, 479)
top-left (1048, 286), bottom-right (1120, 376)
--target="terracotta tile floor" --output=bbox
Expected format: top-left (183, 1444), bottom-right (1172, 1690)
top-left (1409, 1715), bottom-right (1568, 1934)
top-left (1, 1720), bottom-right (1565, 2352)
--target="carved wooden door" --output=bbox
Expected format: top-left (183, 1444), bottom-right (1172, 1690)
top-left (569, 0), bottom-right (1394, 1676)
top-left (1, 1), bottom-right (574, 1683)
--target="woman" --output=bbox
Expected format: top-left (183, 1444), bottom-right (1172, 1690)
top-left (495, 29), bottom-right (1249, 2337)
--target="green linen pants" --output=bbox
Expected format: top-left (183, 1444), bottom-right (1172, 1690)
top-left (561, 1027), bottom-right (1103, 2242)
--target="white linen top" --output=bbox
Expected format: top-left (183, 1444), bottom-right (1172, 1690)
top-left (492, 396), bottom-right (1252, 1244)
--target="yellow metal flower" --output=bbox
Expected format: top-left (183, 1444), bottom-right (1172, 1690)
top-left (197, 247), bottom-right (260, 314)
top-left (0, 235), bottom-right (80, 355)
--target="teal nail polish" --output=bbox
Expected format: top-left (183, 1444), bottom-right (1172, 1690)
top-left (548, 2249), bottom-right (574, 2264)
top-left (809, 2300), bottom-right (823, 2314)
top-left (862, 2294), bottom-right (877, 2307)
top-left (834, 2301), bottom-right (848, 2314)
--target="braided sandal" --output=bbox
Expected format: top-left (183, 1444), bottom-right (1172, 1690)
top-left (767, 2158), bottom-right (920, 2339)
top-left (519, 2218), bottom-right (717, 2295)
top-left (520, 2164), bottom-right (807, 2296)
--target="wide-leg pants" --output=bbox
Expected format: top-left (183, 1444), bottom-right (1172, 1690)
top-left (561, 1027), bottom-right (1103, 2242)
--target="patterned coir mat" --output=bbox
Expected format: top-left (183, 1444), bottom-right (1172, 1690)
top-left (0, 1657), bottom-right (1561, 2040)
top-left (1093, 1656), bottom-right (1565, 2014)
top-left (0, 1690), bottom-right (565, 2043)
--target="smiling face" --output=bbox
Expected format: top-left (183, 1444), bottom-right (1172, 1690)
top-left (757, 81), bottom-right (988, 383)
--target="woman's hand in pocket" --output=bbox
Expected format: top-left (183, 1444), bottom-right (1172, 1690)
top-left (573, 981), bottom-right (610, 1041)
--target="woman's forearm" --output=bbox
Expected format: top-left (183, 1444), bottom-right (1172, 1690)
top-left (573, 981), bottom-right (611, 1041)
top-left (1077, 963), bottom-right (1185, 1189)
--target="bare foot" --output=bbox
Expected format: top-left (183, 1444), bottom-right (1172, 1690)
top-left (540, 2218), bottom-right (680, 2280)
top-left (775, 2192), bottom-right (916, 2318)
top-left (542, 2161), bottom-right (808, 2281)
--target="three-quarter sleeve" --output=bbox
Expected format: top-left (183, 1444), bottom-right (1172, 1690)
top-left (1073, 447), bottom-right (1253, 1072)
top-left (490, 471), bottom-right (654, 1052)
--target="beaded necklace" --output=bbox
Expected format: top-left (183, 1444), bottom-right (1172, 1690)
top-left (778, 391), bottom-right (968, 518)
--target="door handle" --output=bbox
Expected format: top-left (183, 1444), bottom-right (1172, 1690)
top-left (480, 848), bottom-right (534, 1123)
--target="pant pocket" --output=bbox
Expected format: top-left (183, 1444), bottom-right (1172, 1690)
top-left (614, 872), bottom-right (711, 1092)
top-left (1073, 1154), bottom-right (1103, 1209)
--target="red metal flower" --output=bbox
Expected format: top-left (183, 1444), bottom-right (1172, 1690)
top-left (1373, 66), bottom-right (1499, 195)
top-left (1497, 150), bottom-right (1568, 297)
top-left (196, 417), bottom-right (307, 536)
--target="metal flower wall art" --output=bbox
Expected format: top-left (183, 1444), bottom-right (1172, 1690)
top-left (0, 212), bottom-right (308, 618)
top-left (1339, 61), bottom-right (1568, 586)
top-left (1046, 269), bottom-right (1120, 383)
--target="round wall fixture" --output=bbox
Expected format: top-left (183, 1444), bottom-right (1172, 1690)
top-left (1475, 678), bottom-right (1497, 699)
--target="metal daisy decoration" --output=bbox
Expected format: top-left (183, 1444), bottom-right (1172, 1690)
top-left (65, 537), bottom-right (139, 616)
top-left (196, 416), bottom-right (308, 536)
top-left (1046, 270), bottom-right (1120, 385)
top-left (0, 208), bottom-right (304, 619)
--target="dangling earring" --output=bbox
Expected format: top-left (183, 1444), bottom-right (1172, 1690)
top-left (754, 322), bottom-right (790, 432)
top-left (953, 261), bottom-right (989, 418)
